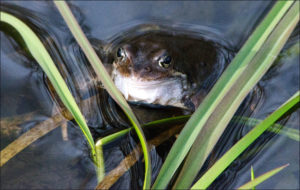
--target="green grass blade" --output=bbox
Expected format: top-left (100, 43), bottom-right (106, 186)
top-left (251, 166), bottom-right (255, 190)
top-left (191, 91), bottom-right (299, 189)
top-left (174, 2), bottom-right (299, 188)
top-left (53, 1), bottom-right (151, 188)
top-left (237, 164), bottom-right (289, 190)
top-left (98, 128), bottom-right (132, 146)
top-left (152, 1), bottom-right (296, 189)
top-left (143, 115), bottom-right (191, 127)
top-left (0, 12), bottom-right (95, 157)
top-left (98, 115), bottom-right (190, 146)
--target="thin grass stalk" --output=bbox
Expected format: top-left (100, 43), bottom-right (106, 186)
top-left (98, 115), bottom-right (189, 146)
top-left (234, 116), bottom-right (299, 141)
top-left (53, 1), bottom-right (151, 188)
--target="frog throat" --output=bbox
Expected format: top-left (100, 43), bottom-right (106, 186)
top-left (111, 69), bottom-right (189, 109)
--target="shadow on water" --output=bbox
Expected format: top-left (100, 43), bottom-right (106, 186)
top-left (1, 1), bottom-right (299, 189)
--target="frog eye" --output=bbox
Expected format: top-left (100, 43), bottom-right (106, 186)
top-left (158, 55), bottom-right (172, 68)
top-left (117, 48), bottom-right (126, 59)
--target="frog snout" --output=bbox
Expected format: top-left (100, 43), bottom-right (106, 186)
top-left (133, 64), bottom-right (152, 75)
top-left (143, 66), bottom-right (152, 73)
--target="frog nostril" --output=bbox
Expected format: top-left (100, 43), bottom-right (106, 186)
top-left (144, 66), bottom-right (151, 72)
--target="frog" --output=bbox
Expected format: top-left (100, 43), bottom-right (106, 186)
top-left (111, 39), bottom-right (190, 109)
top-left (98, 25), bottom-right (228, 111)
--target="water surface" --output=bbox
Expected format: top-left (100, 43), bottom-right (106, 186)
top-left (1, 1), bottom-right (299, 189)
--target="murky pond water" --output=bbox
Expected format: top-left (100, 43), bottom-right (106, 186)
top-left (1, 1), bottom-right (299, 189)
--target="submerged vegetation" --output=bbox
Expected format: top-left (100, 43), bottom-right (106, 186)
top-left (1, 0), bottom-right (299, 189)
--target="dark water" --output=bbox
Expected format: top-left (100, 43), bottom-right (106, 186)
top-left (1, 1), bottom-right (299, 189)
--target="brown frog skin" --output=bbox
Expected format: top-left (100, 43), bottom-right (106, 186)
top-left (99, 27), bottom-right (226, 110)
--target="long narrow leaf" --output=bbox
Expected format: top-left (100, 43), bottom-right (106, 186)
top-left (98, 115), bottom-right (190, 146)
top-left (53, 1), bottom-right (151, 188)
top-left (191, 91), bottom-right (299, 189)
top-left (237, 164), bottom-right (289, 190)
top-left (152, 1), bottom-right (296, 189)
top-left (0, 12), bottom-right (96, 158)
top-left (234, 116), bottom-right (300, 141)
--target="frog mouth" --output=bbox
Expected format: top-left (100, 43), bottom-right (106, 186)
top-left (111, 69), bottom-right (189, 108)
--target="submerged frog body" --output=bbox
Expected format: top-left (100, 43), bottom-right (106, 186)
top-left (100, 25), bottom-right (228, 110)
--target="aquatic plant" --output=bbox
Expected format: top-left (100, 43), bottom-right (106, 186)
top-left (163, 1), bottom-right (299, 189)
top-left (0, 0), bottom-right (299, 189)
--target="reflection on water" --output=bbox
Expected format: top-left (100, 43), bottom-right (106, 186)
top-left (1, 1), bottom-right (299, 189)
